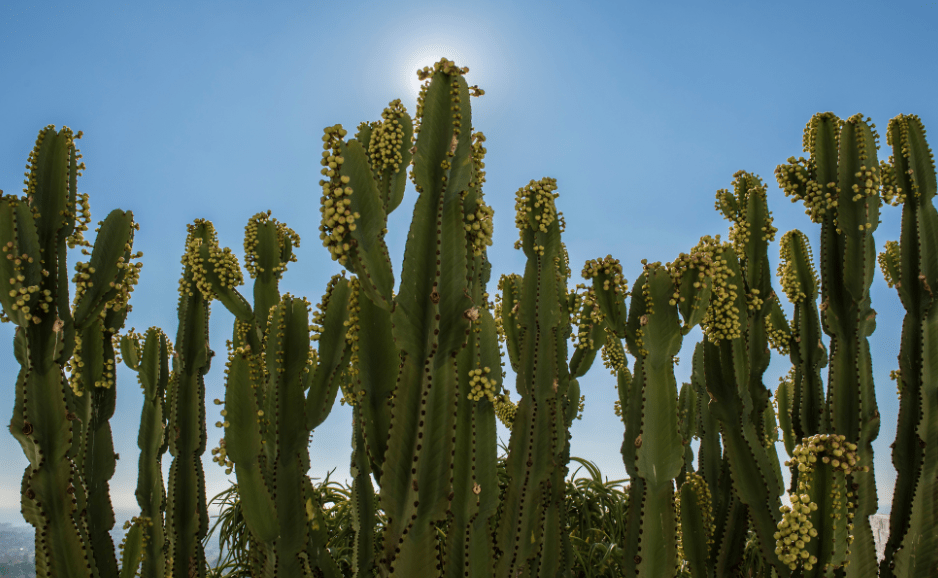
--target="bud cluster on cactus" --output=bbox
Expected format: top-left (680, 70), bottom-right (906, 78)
top-left (4, 61), bottom-right (938, 578)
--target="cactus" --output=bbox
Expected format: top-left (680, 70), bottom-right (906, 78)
top-left (876, 114), bottom-right (938, 576)
top-left (775, 112), bottom-right (883, 576)
top-left (120, 327), bottom-right (173, 578)
top-left (3, 125), bottom-right (140, 578)
top-left (773, 229), bottom-right (829, 454)
top-left (184, 210), bottom-right (353, 577)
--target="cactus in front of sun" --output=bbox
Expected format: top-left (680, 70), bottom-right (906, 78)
top-left (120, 327), bottom-right (173, 578)
top-left (3, 125), bottom-right (145, 578)
top-left (876, 113), bottom-right (938, 577)
top-left (775, 112), bottom-right (883, 577)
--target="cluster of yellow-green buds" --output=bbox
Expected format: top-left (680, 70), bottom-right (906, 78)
top-left (878, 240), bottom-right (901, 289)
top-left (413, 58), bottom-right (471, 136)
top-left (367, 99), bottom-right (408, 174)
top-left (571, 285), bottom-right (603, 351)
top-left (776, 433), bottom-right (866, 571)
top-left (671, 235), bottom-right (740, 342)
top-left (775, 491), bottom-right (820, 571)
top-left (465, 198), bottom-right (494, 257)
top-left (318, 125), bottom-right (360, 266)
top-left (339, 277), bottom-right (362, 406)
top-left (494, 392), bottom-right (517, 429)
top-left (467, 366), bottom-right (496, 402)
top-left (243, 211), bottom-right (300, 279)
top-left (600, 328), bottom-right (627, 376)
top-left (513, 177), bottom-right (560, 255)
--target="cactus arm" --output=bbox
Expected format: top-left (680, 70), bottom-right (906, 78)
top-left (305, 275), bottom-right (352, 431)
top-left (877, 114), bottom-right (938, 576)
top-left (778, 230), bottom-right (828, 441)
top-left (71, 210), bottom-right (136, 330)
top-left (221, 348), bottom-right (279, 543)
top-left (129, 328), bottom-right (170, 578)
top-left (778, 113), bottom-right (882, 577)
top-left (363, 100), bottom-right (414, 215)
top-left (335, 138), bottom-right (394, 309)
top-left (775, 371), bottom-right (797, 459)
top-left (496, 274), bottom-right (523, 372)
top-left (117, 518), bottom-right (146, 578)
top-left (678, 381), bottom-right (697, 481)
top-left (349, 409), bottom-right (376, 578)
top-left (679, 472), bottom-right (714, 578)
top-left (75, 319), bottom-right (120, 578)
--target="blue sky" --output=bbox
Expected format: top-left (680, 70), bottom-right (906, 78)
top-left (1, 0), bottom-right (935, 531)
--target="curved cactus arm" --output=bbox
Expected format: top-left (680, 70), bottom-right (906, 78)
top-left (186, 224), bottom-right (251, 322)
top-left (877, 114), bottom-right (938, 577)
top-left (568, 287), bottom-right (607, 378)
top-left (362, 100), bottom-right (414, 215)
top-left (777, 435), bottom-right (866, 576)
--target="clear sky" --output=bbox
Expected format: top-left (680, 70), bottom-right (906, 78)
top-left (1, 0), bottom-right (936, 531)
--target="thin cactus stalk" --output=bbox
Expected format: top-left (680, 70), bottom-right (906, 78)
top-left (877, 113), bottom-right (938, 577)
top-left (773, 229), bottom-right (829, 460)
top-left (775, 112), bottom-right (883, 576)
top-left (120, 327), bottom-right (173, 578)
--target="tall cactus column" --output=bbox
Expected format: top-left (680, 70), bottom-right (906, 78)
top-left (492, 177), bottom-right (573, 578)
top-left (877, 113), bottom-right (938, 577)
top-left (165, 219), bottom-right (220, 578)
top-left (775, 112), bottom-right (883, 577)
